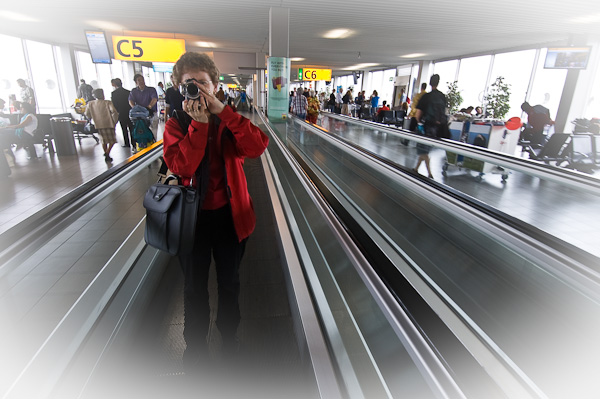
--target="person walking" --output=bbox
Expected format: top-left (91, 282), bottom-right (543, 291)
top-left (85, 89), bottom-right (119, 162)
top-left (77, 79), bottom-right (94, 102)
top-left (111, 78), bottom-right (135, 150)
top-left (165, 75), bottom-right (185, 120)
top-left (128, 74), bottom-right (158, 133)
top-left (291, 87), bottom-right (308, 120)
top-left (162, 51), bottom-right (268, 372)
top-left (408, 82), bottom-right (428, 131)
top-left (307, 90), bottom-right (320, 124)
top-left (415, 74), bottom-right (448, 179)
top-left (16, 79), bottom-right (36, 112)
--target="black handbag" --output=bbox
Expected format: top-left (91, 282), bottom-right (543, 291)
top-left (143, 174), bottom-right (199, 256)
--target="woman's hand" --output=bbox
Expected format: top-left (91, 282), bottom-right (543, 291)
top-left (183, 81), bottom-right (225, 123)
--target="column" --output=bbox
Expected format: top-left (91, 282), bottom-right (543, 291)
top-left (267, 7), bottom-right (291, 122)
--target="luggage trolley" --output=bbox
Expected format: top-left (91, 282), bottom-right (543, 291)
top-left (442, 118), bottom-right (520, 182)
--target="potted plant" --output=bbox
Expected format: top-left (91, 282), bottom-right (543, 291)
top-left (446, 81), bottom-right (463, 114)
top-left (484, 76), bottom-right (511, 120)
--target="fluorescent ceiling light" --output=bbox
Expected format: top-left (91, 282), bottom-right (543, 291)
top-left (290, 57), bottom-right (305, 61)
top-left (400, 53), bottom-right (426, 58)
top-left (323, 29), bottom-right (354, 39)
top-left (196, 41), bottom-right (216, 48)
top-left (569, 13), bottom-right (600, 24)
top-left (86, 20), bottom-right (125, 31)
top-left (342, 63), bottom-right (379, 70)
top-left (0, 11), bottom-right (38, 22)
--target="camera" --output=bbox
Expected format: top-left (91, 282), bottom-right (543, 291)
top-left (181, 79), bottom-right (201, 100)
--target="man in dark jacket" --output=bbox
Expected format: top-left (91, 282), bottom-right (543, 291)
top-left (110, 78), bottom-right (135, 150)
top-left (77, 79), bottom-right (94, 102)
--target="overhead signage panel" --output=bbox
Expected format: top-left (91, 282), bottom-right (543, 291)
top-left (112, 36), bottom-right (186, 63)
top-left (298, 68), bottom-right (332, 81)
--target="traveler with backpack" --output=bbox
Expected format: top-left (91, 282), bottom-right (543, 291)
top-left (414, 74), bottom-right (449, 178)
top-left (162, 52), bottom-right (269, 373)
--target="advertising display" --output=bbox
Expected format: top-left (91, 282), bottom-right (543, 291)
top-left (267, 57), bottom-right (291, 122)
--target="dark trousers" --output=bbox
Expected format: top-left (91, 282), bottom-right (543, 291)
top-left (118, 117), bottom-right (134, 147)
top-left (179, 205), bottom-right (247, 352)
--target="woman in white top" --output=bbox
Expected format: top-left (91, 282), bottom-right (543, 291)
top-left (0, 101), bottom-right (38, 161)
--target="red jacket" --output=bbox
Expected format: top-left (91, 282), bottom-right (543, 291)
top-left (163, 106), bottom-right (269, 241)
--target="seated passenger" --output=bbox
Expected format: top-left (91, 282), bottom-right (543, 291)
top-left (0, 102), bottom-right (38, 161)
top-left (376, 100), bottom-right (390, 122)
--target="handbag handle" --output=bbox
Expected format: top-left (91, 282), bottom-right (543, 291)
top-left (159, 173), bottom-right (194, 188)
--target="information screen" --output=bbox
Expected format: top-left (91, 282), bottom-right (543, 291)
top-left (85, 31), bottom-right (112, 64)
top-left (544, 47), bottom-right (590, 69)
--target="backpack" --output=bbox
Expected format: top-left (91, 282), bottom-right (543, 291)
top-left (424, 91), bottom-right (448, 126)
top-left (424, 91), bottom-right (451, 139)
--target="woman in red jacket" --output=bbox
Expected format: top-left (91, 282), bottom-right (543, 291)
top-left (163, 52), bottom-right (268, 371)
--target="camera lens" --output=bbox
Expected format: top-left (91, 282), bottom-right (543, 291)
top-left (182, 80), bottom-right (200, 100)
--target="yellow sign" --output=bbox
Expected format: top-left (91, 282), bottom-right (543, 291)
top-left (298, 68), bottom-right (332, 81)
top-left (112, 36), bottom-right (186, 63)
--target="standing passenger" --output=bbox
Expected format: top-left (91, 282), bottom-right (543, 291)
top-left (370, 90), bottom-right (379, 118)
top-left (341, 89), bottom-right (352, 116)
top-left (85, 89), bottom-right (119, 162)
top-left (111, 78), bottom-right (134, 150)
top-left (162, 52), bottom-right (269, 372)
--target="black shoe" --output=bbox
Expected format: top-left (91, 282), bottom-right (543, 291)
top-left (104, 154), bottom-right (113, 162)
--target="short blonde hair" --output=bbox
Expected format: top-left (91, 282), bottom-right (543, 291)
top-left (172, 52), bottom-right (220, 86)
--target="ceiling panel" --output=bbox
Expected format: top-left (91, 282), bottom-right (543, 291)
top-left (0, 0), bottom-right (598, 74)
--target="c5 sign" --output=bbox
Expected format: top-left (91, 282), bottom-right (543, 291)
top-left (298, 68), bottom-right (332, 81)
top-left (112, 36), bottom-right (186, 63)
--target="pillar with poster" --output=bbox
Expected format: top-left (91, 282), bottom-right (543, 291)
top-left (267, 56), bottom-right (291, 122)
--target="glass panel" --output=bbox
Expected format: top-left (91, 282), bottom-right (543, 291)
top-left (95, 63), bottom-right (113, 99)
top-left (25, 40), bottom-right (62, 114)
top-left (265, 120), bottom-right (437, 397)
top-left (490, 50), bottom-right (537, 119)
top-left (0, 34), bottom-right (28, 113)
top-left (528, 48), bottom-right (567, 121)
top-left (456, 55), bottom-right (491, 112)
top-left (289, 114), bottom-right (600, 396)
top-left (75, 50), bottom-right (99, 95)
top-left (584, 56), bottom-right (600, 119)
top-left (381, 68), bottom-right (396, 106)
top-left (433, 60), bottom-right (458, 93)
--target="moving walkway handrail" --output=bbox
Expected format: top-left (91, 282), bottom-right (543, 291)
top-left (323, 112), bottom-right (600, 196)
top-left (2, 145), bottom-right (169, 398)
top-left (0, 141), bottom-right (164, 272)
top-left (286, 115), bottom-right (600, 397)
top-left (259, 112), bottom-right (471, 398)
